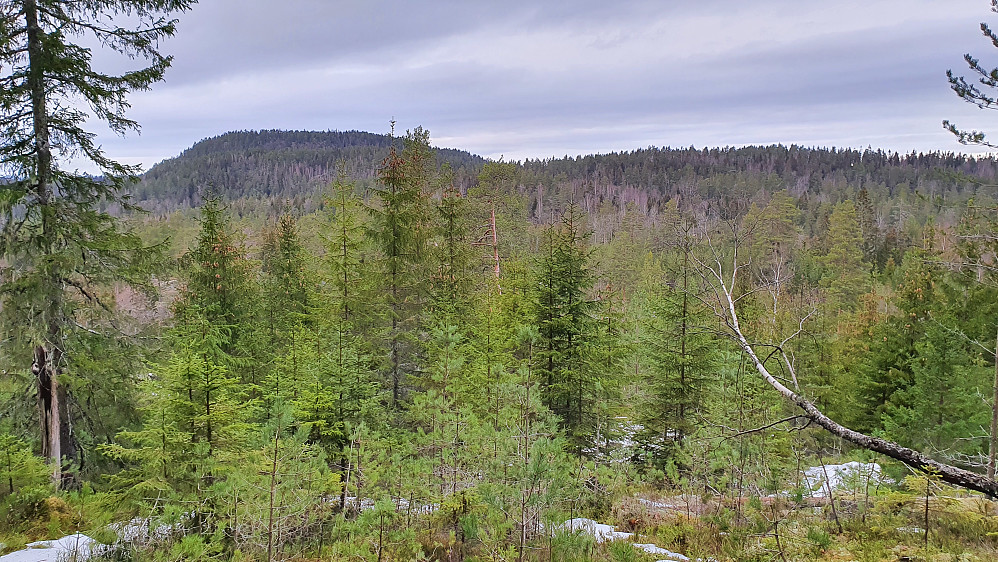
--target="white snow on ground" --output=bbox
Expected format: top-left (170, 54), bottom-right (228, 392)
top-left (0, 533), bottom-right (95, 562)
top-left (802, 462), bottom-right (883, 498)
top-left (556, 518), bottom-right (633, 542)
top-left (554, 518), bottom-right (690, 561)
top-left (634, 543), bottom-right (692, 561)
top-left (111, 516), bottom-right (185, 543)
top-left (342, 496), bottom-right (438, 514)
top-left (638, 498), bottom-right (681, 510)
top-left (2, 514), bottom-right (188, 561)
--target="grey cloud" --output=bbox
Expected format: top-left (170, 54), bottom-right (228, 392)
top-left (85, 0), bottom-right (998, 171)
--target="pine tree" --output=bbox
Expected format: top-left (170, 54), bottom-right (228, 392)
top-left (0, 0), bottom-right (194, 484)
top-left (476, 326), bottom-right (573, 562)
top-left (226, 400), bottom-right (337, 561)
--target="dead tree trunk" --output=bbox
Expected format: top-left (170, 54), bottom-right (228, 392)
top-left (698, 244), bottom-right (998, 497)
top-left (32, 345), bottom-right (61, 484)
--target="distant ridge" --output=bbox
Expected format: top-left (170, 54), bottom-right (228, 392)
top-left (134, 130), bottom-right (998, 223)
top-left (135, 129), bottom-right (486, 210)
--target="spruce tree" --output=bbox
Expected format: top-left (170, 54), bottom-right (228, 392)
top-left (106, 201), bottom-right (256, 526)
top-left (634, 250), bottom-right (716, 469)
top-left (177, 197), bottom-right (257, 377)
top-left (261, 212), bottom-right (311, 338)
top-left (325, 174), bottom-right (370, 329)
top-left (0, 0), bottom-right (193, 484)
top-left (370, 127), bottom-right (433, 406)
top-left (312, 173), bottom-right (377, 468)
top-left (429, 170), bottom-right (476, 322)
top-left (820, 200), bottom-right (869, 310)
top-left (533, 204), bottom-right (601, 454)
top-left (260, 212), bottom-right (313, 410)
top-left (882, 323), bottom-right (990, 457)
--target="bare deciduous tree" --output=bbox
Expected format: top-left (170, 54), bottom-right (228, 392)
top-left (692, 222), bottom-right (998, 497)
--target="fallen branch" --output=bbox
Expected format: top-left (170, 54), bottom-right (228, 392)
top-left (696, 238), bottom-right (998, 497)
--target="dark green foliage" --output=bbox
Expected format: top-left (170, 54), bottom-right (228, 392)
top-left (370, 127), bottom-right (434, 406)
top-left (137, 130), bottom-right (485, 211)
top-left (0, 432), bottom-right (50, 506)
top-left (854, 251), bottom-right (938, 433)
top-left (0, 0), bottom-right (193, 485)
top-left (7, 51), bottom-right (998, 555)
top-left (533, 204), bottom-right (603, 454)
top-left (323, 173), bottom-right (370, 326)
top-left (177, 196), bottom-right (255, 343)
top-left (882, 323), bottom-right (990, 456)
top-left (429, 170), bottom-right (477, 321)
top-left (633, 254), bottom-right (717, 469)
top-left (819, 200), bottom-right (869, 309)
top-left (945, 4), bottom-right (998, 148)
top-left (261, 212), bottom-right (311, 333)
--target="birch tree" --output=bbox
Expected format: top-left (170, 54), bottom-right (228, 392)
top-left (693, 221), bottom-right (998, 496)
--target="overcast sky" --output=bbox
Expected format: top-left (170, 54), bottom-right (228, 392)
top-left (85, 0), bottom-right (998, 171)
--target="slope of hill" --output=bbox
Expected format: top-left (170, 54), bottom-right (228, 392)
top-left (518, 145), bottom-right (998, 212)
top-left (135, 129), bottom-right (486, 211)
top-left (135, 129), bottom-right (998, 233)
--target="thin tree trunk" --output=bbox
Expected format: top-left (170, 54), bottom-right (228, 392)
top-left (26, 0), bottom-right (63, 487)
top-left (48, 367), bottom-right (60, 484)
top-left (989, 322), bottom-right (998, 480)
top-left (268, 422), bottom-right (280, 562)
top-left (33, 345), bottom-right (61, 484)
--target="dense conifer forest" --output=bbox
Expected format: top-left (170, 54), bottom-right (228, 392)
top-left (6, 126), bottom-right (998, 560)
top-left (8, 1), bottom-right (998, 561)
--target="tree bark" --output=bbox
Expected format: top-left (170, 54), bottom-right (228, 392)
top-left (989, 322), bottom-right (998, 480)
top-left (32, 345), bottom-right (61, 484)
top-left (25, 0), bottom-right (63, 486)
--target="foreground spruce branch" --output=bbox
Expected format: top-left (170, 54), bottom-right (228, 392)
top-left (694, 230), bottom-right (998, 498)
top-left (0, 0), bottom-right (195, 486)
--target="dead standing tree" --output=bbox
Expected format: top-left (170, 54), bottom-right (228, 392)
top-left (690, 221), bottom-right (998, 497)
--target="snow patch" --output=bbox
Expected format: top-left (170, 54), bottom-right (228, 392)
top-left (555, 518), bottom-right (634, 542)
top-left (111, 516), bottom-right (186, 544)
top-left (554, 518), bottom-right (690, 561)
top-left (634, 542), bottom-right (691, 560)
top-left (0, 533), bottom-right (95, 562)
top-left (638, 498), bottom-right (681, 510)
top-left (802, 462), bottom-right (883, 498)
top-left (342, 495), bottom-right (438, 514)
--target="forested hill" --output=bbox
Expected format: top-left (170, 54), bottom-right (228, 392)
top-left (137, 130), bottom-right (998, 221)
top-left (518, 146), bottom-right (998, 220)
top-left (134, 129), bottom-right (486, 211)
